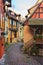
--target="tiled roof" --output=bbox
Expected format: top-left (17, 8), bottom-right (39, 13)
top-left (26, 0), bottom-right (42, 20)
top-left (29, 18), bottom-right (43, 25)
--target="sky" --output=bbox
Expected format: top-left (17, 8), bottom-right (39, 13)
top-left (11, 0), bottom-right (37, 18)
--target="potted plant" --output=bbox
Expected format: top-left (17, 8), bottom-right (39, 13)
top-left (30, 45), bottom-right (39, 56)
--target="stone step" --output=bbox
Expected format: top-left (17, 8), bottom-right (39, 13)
top-left (24, 38), bottom-right (34, 48)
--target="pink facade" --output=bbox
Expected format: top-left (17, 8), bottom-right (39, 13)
top-left (0, 0), bottom-right (4, 17)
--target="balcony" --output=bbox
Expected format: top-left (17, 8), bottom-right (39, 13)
top-left (9, 28), bottom-right (18, 32)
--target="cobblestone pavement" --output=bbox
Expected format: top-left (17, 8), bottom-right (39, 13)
top-left (4, 42), bottom-right (42, 65)
top-left (32, 56), bottom-right (43, 65)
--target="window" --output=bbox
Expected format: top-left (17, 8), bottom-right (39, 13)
top-left (13, 21), bottom-right (16, 26)
top-left (36, 26), bottom-right (42, 34)
top-left (14, 32), bottom-right (17, 38)
top-left (10, 19), bottom-right (13, 25)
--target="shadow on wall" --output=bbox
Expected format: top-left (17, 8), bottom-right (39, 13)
top-left (24, 25), bottom-right (34, 48)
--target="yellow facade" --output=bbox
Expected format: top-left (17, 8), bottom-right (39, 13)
top-left (8, 18), bottom-right (10, 43)
top-left (0, 17), bottom-right (5, 31)
top-left (7, 17), bottom-right (19, 43)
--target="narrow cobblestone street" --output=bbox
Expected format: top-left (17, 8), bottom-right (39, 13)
top-left (4, 42), bottom-right (43, 65)
top-left (0, 0), bottom-right (43, 65)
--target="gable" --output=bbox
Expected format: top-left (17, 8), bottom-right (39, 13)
top-left (31, 2), bottom-right (43, 18)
